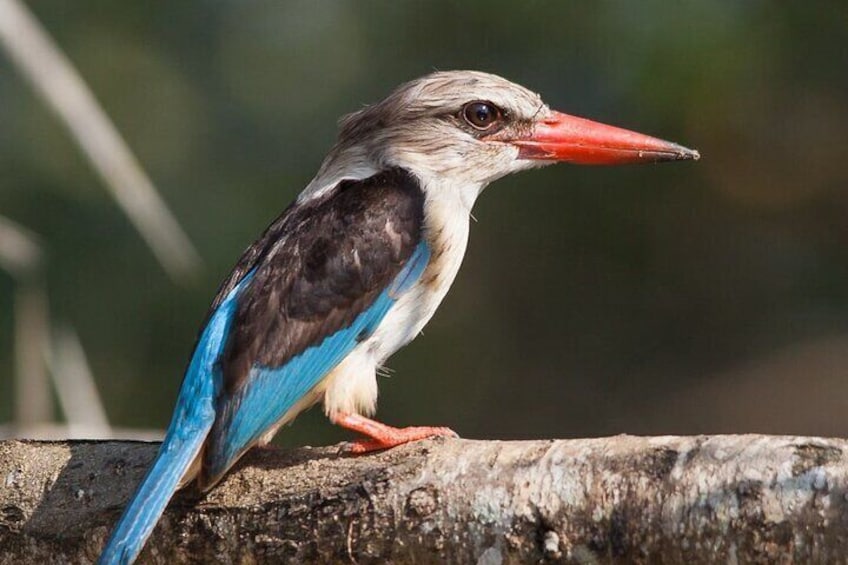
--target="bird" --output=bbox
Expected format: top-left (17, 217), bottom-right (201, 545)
top-left (98, 70), bottom-right (698, 563)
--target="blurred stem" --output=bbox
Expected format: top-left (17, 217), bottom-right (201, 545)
top-left (0, 215), bottom-right (42, 278)
top-left (0, 215), bottom-right (52, 430)
top-left (47, 326), bottom-right (112, 438)
top-left (14, 281), bottom-right (52, 428)
top-left (0, 0), bottom-right (201, 283)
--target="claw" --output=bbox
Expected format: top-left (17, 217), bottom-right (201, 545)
top-left (332, 413), bottom-right (458, 453)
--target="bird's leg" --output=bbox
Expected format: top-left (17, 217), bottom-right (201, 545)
top-left (332, 412), bottom-right (458, 454)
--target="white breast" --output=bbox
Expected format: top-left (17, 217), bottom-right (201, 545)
top-left (321, 177), bottom-right (480, 417)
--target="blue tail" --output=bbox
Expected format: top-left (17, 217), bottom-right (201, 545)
top-left (97, 428), bottom-right (209, 564)
top-left (99, 274), bottom-right (253, 564)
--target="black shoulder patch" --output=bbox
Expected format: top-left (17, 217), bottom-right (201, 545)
top-left (205, 167), bottom-right (424, 394)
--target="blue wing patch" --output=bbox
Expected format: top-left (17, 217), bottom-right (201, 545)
top-left (205, 241), bottom-right (431, 479)
top-left (389, 240), bottom-right (429, 297)
top-left (168, 271), bottom-right (256, 438)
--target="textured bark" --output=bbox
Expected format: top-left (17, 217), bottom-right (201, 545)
top-left (1, 435), bottom-right (847, 563)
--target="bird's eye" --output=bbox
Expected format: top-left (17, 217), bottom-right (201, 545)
top-left (462, 101), bottom-right (502, 130)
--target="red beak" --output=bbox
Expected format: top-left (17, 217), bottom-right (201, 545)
top-left (512, 110), bottom-right (699, 165)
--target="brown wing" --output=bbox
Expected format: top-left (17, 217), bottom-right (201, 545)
top-left (215, 167), bottom-right (425, 393)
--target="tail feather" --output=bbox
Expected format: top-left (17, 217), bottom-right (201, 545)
top-left (98, 429), bottom-right (209, 565)
top-left (98, 272), bottom-right (253, 564)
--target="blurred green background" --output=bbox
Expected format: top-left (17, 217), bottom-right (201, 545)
top-left (1, 1), bottom-right (847, 447)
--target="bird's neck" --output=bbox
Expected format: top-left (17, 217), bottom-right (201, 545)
top-left (417, 174), bottom-right (480, 296)
top-left (417, 169), bottom-right (486, 214)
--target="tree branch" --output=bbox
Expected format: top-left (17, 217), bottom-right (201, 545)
top-left (1, 435), bottom-right (847, 563)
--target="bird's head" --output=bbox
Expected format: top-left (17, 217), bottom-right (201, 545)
top-left (316, 71), bottom-right (698, 203)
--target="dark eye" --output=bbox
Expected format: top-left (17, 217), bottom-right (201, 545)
top-left (462, 101), bottom-right (502, 130)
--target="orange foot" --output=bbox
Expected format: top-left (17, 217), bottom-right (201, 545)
top-left (332, 412), bottom-right (458, 454)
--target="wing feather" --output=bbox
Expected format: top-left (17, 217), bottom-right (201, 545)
top-left (198, 167), bottom-right (427, 486)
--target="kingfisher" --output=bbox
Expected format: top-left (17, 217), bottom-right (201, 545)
top-left (99, 70), bottom-right (698, 563)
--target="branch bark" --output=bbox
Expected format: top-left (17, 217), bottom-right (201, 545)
top-left (1, 435), bottom-right (847, 563)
